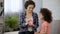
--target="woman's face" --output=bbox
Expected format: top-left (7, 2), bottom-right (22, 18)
top-left (26, 5), bottom-right (34, 13)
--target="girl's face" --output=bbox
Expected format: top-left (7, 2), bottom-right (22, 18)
top-left (40, 13), bottom-right (44, 20)
top-left (26, 5), bottom-right (34, 13)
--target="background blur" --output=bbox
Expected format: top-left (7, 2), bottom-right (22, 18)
top-left (4, 0), bottom-right (42, 34)
top-left (0, 0), bottom-right (4, 34)
top-left (0, 0), bottom-right (59, 34)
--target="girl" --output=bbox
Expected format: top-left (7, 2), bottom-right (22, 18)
top-left (39, 8), bottom-right (52, 34)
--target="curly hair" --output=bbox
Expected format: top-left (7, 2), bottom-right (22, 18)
top-left (40, 8), bottom-right (52, 23)
top-left (24, 0), bottom-right (35, 9)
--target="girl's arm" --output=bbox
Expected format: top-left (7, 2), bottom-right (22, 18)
top-left (40, 26), bottom-right (48, 34)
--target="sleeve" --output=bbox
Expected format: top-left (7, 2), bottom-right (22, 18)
top-left (19, 13), bottom-right (27, 28)
top-left (40, 22), bottom-right (48, 34)
top-left (34, 13), bottom-right (39, 32)
top-left (40, 23), bottom-right (45, 33)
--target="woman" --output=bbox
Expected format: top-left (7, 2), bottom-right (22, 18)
top-left (19, 0), bottom-right (39, 34)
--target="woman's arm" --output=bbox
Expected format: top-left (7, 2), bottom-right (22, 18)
top-left (33, 13), bottom-right (39, 32)
top-left (19, 13), bottom-right (27, 28)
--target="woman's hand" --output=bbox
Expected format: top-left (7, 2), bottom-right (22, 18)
top-left (28, 20), bottom-right (34, 27)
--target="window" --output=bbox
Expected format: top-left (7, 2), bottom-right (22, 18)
top-left (4, 0), bottom-right (23, 14)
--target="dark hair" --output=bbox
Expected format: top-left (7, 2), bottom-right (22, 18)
top-left (25, 0), bottom-right (35, 9)
top-left (40, 8), bottom-right (52, 23)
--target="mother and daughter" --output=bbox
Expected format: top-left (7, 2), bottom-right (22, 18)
top-left (19, 0), bottom-right (52, 34)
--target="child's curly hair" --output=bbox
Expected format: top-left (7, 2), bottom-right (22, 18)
top-left (40, 8), bottom-right (52, 23)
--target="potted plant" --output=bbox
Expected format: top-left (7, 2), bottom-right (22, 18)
top-left (5, 16), bottom-right (18, 31)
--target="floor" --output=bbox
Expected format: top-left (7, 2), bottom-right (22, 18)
top-left (4, 31), bottom-right (19, 34)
